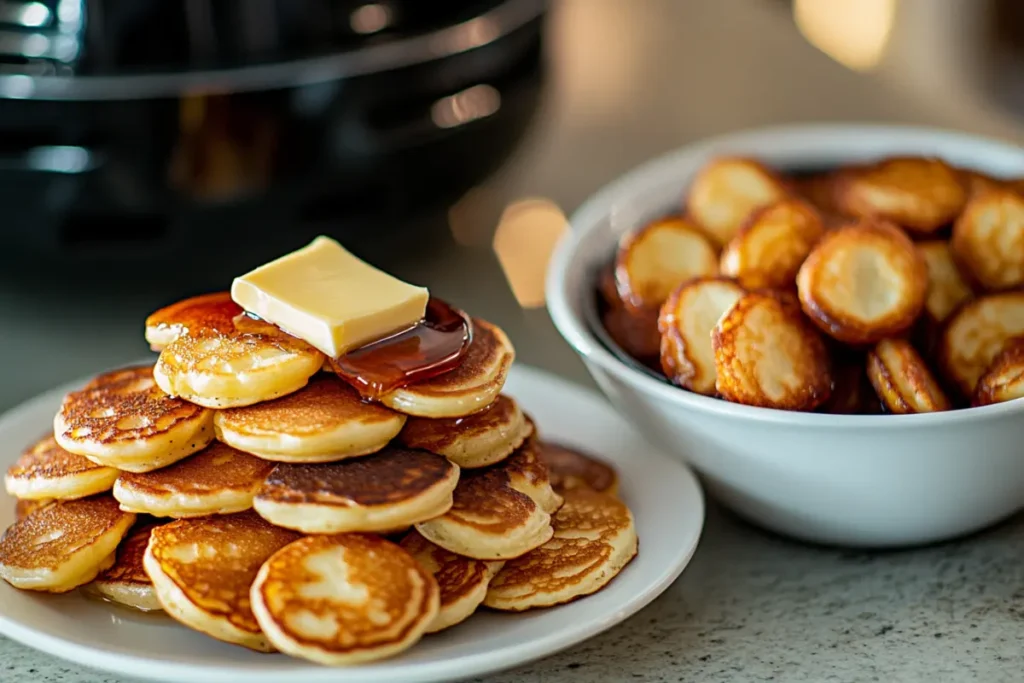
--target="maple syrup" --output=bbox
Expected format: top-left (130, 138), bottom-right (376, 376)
top-left (330, 298), bottom-right (472, 399)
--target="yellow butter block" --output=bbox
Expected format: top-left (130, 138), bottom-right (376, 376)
top-left (231, 236), bottom-right (429, 357)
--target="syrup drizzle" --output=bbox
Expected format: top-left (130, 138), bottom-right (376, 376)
top-left (330, 298), bottom-right (472, 400)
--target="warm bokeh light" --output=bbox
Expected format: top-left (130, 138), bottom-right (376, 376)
top-left (794, 0), bottom-right (895, 72)
top-left (431, 84), bottom-right (501, 130)
top-left (492, 198), bottom-right (568, 309)
top-left (350, 3), bottom-right (392, 34)
top-left (448, 185), bottom-right (499, 247)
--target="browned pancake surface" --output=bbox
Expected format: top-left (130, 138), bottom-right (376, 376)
top-left (443, 468), bottom-right (535, 535)
top-left (7, 435), bottom-right (109, 482)
top-left (14, 498), bottom-right (53, 521)
top-left (400, 531), bottom-right (492, 610)
top-left (538, 442), bottom-right (619, 495)
top-left (257, 446), bottom-right (454, 508)
top-left (148, 511), bottom-right (299, 634)
top-left (0, 496), bottom-right (133, 571)
top-left (146, 292), bottom-right (242, 339)
top-left (392, 319), bottom-right (512, 396)
top-left (503, 437), bottom-right (554, 491)
top-left (58, 366), bottom-right (208, 446)
top-left (217, 375), bottom-right (400, 435)
top-left (255, 534), bottom-right (437, 653)
top-left (487, 489), bottom-right (632, 602)
top-left (97, 522), bottom-right (157, 586)
top-left (117, 442), bottom-right (274, 496)
top-left (398, 395), bottom-right (525, 453)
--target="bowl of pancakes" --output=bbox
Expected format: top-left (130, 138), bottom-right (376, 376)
top-left (546, 123), bottom-right (1024, 548)
top-left (0, 240), bottom-right (646, 670)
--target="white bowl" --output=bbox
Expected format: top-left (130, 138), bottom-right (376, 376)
top-left (546, 123), bottom-right (1024, 548)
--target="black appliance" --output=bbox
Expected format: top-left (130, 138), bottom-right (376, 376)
top-left (0, 0), bottom-right (547, 272)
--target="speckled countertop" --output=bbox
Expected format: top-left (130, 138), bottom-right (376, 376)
top-left (5, 0), bottom-right (1024, 681)
top-left (5, 502), bottom-right (1024, 683)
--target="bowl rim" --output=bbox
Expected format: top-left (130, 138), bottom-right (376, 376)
top-left (546, 122), bottom-right (1024, 429)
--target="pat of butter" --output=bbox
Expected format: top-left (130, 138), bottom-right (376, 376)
top-left (231, 236), bottom-right (429, 357)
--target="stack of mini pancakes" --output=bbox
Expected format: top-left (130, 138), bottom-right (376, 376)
top-left (1, 292), bottom-right (639, 666)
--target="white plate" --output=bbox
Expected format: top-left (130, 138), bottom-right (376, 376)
top-left (0, 364), bottom-right (704, 683)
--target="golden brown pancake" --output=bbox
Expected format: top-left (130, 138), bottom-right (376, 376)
top-left (14, 498), bottom-right (53, 521)
top-left (144, 292), bottom-right (242, 351)
top-left (154, 317), bottom-right (324, 409)
top-left (214, 376), bottom-right (406, 463)
top-left (54, 365), bottom-right (215, 473)
top-left (86, 522), bottom-right (162, 611)
top-left (253, 446), bottom-right (458, 534)
top-left (143, 511), bottom-right (299, 651)
top-left (400, 530), bottom-right (502, 633)
top-left (397, 394), bottom-right (533, 469)
top-left (250, 533), bottom-right (439, 665)
top-left (0, 495), bottom-right (135, 593)
top-left (113, 442), bottom-right (275, 518)
top-left (415, 456), bottom-right (553, 561)
top-left (5, 435), bottom-right (119, 500)
top-left (537, 441), bottom-right (620, 496)
top-left (484, 489), bottom-right (638, 611)
top-left (376, 318), bottom-right (514, 419)
top-left (502, 437), bottom-right (563, 514)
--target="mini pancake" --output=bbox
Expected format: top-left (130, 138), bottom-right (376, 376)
top-left (113, 442), bottom-right (275, 518)
top-left (658, 277), bottom-right (746, 395)
top-left (959, 168), bottom-right (1012, 199)
top-left (614, 217), bottom-right (718, 310)
top-left (400, 530), bottom-right (502, 633)
top-left (719, 198), bottom-right (825, 290)
top-left (502, 437), bottom-right (563, 515)
top-left (415, 456), bottom-right (553, 561)
top-left (14, 498), bottom-right (53, 521)
top-left (918, 240), bottom-right (973, 324)
top-left (537, 441), bottom-right (619, 496)
top-left (154, 317), bottom-right (324, 409)
top-left (686, 156), bottom-right (789, 246)
top-left (5, 435), bottom-right (119, 501)
top-left (835, 157), bottom-right (967, 234)
top-left (86, 522), bottom-right (162, 611)
top-left (214, 376), bottom-right (406, 463)
top-left (253, 446), bottom-right (459, 534)
top-left (374, 319), bottom-right (514, 419)
top-left (251, 533), bottom-right (439, 665)
top-left (713, 291), bottom-right (833, 411)
top-left (791, 171), bottom-right (845, 218)
top-left (0, 496), bottom-right (135, 593)
top-left (939, 291), bottom-right (1024, 397)
top-left (484, 488), bottom-right (638, 612)
top-left (143, 511), bottom-right (299, 652)
top-left (54, 365), bottom-right (214, 473)
top-left (602, 305), bottom-right (661, 363)
top-left (974, 338), bottom-right (1024, 406)
top-left (866, 339), bottom-right (950, 414)
top-left (398, 394), bottom-right (533, 469)
top-left (144, 292), bottom-right (241, 351)
top-left (796, 220), bottom-right (927, 345)
top-left (952, 188), bottom-right (1024, 291)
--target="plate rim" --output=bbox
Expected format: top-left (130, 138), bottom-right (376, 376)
top-left (0, 363), bottom-right (705, 683)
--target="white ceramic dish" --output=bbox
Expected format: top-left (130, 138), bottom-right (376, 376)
top-left (0, 364), bottom-right (704, 683)
top-left (546, 123), bottom-right (1024, 548)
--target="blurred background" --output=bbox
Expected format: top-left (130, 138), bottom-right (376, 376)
top-left (1, 0), bottom-right (1023, 410)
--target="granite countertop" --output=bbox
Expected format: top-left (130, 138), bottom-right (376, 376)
top-left (4, 1), bottom-right (1024, 681)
